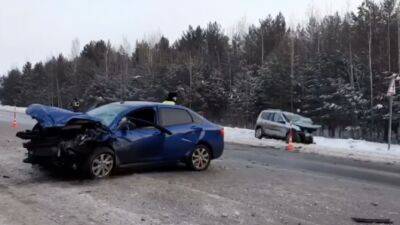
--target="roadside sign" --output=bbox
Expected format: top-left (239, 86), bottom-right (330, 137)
top-left (387, 78), bottom-right (396, 96)
top-left (387, 75), bottom-right (399, 150)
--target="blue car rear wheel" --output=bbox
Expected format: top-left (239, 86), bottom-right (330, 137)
top-left (187, 144), bottom-right (211, 171)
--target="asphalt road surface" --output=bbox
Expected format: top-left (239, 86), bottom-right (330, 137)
top-left (0, 110), bottom-right (400, 225)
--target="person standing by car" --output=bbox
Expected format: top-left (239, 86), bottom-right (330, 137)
top-left (163, 92), bottom-right (178, 105)
top-left (71, 98), bottom-right (80, 112)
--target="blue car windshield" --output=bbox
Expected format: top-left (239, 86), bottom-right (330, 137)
top-left (86, 104), bottom-right (128, 127)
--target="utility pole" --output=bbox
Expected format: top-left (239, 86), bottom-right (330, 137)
top-left (389, 95), bottom-right (393, 150)
top-left (290, 32), bottom-right (295, 113)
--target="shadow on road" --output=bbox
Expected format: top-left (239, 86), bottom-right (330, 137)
top-left (17, 163), bottom-right (193, 184)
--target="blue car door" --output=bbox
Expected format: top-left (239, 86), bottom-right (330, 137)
top-left (113, 107), bottom-right (164, 164)
top-left (157, 107), bottom-right (201, 161)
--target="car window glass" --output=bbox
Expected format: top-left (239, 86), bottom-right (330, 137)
top-left (274, 113), bottom-right (285, 123)
top-left (261, 112), bottom-right (269, 120)
top-left (126, 108), bottom-right (156, 129)
top-left (267, 113), bottom-right (274, 121)
top-left (87, 104), bottom-right (128, 126)
top-left (191, 111), bottom-right (206, 124)
top-left (159, 108), bottom-right (193, 126)
top-left (283, 112), bottom-right (300, 122)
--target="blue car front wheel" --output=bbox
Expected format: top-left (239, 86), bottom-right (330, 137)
top-left (83, 147), bottom-right (115, 179)
top-left (187, 144), bottom-right (211, 171)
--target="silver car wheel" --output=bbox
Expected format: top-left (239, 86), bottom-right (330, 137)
top-left (91, 153), bottom-right (114, 178)
top-left (192, 146), bottom-right (210, 170)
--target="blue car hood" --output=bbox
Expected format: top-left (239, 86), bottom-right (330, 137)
top-left (26, 104), bottom-right (101, 128)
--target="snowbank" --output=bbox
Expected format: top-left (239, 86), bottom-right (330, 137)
top-left (0, 105), bottom-right (27, 114)
top-left (224, 127), bottom-right (287, 148)
top-left (224, 127), bottom-right (400, 164)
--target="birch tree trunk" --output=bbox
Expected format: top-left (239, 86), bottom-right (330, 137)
top-left (189, 53), bottom-right (193, 108)
top-left (55, 70), bottom-right (61, 107)
top-left (105, 48), bottom-right (109, 78)
top-left (398, 4), bottom-right (400, 73)
top-left (228, 50), bottom-right (232, 95)
top-left (50, 66), bottom-right (54, 107)
top-left (261, 26), bottom-right (264, 65)
top-left (71, 38), bottom-right (80, 91)
top-left (347, 14), bottom-right (355, 89)
top-left (367, 0), bottom-right (374, 139)
top-left (369, 14), bottom-right (373, 110)
top-left (388, 14), bottom-right (392, 72)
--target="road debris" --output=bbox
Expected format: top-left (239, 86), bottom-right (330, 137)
top-left (351, 217), bottom-right (393, 224)
top-left (370, 202), bottom-right (378, 207)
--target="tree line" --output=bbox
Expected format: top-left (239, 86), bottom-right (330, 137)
top-left (1, 0), bottom-right (400, 142)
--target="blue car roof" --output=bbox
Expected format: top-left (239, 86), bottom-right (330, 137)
top-left (111, 101), bottom-right (162, 106)
top-left (109, 101), bottom-right (186, 110)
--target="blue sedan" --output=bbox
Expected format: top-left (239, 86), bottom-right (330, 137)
top-left (16, 102), bottom-right (224, 178)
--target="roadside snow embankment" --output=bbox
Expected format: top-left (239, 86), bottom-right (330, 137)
top-left (224, 127), bottom-right (400, 164)
top-left (0, 105), bottom-right (27, 114)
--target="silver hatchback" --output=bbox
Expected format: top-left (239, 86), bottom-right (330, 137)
top-left (255, 109), bottom-right (320, 144)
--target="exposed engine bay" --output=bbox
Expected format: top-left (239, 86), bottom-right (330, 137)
top-left (16, 120), bottom-right (111, 168)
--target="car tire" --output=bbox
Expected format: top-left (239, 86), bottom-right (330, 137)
top-left (255, 127), bottom-right (264, 139)
top-left (82, 147), bottom-right (115, 179)
top-left (304, 136), bottom-right (314, 144)
top-left (187, 144), bottom-right (211, 171)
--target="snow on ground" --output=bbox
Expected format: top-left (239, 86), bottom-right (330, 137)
top-left (224, 127), bottom-right (400, 164)
top-left (0, 105), bottom-right (26, 114)
top-left (224, 127), bottom-right (287, 148)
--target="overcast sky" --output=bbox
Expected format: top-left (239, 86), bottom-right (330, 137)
top-left (0, 0), bottom-right (363, 76)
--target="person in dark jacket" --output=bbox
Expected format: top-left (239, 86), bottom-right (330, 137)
top-left (71, 98), bottom-right (80, 112)
top-left (163, 92), bottom-right (178, 105)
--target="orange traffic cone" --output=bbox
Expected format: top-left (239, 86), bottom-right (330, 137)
top-left (11, 107), bottom-right (18, 129)
top-left (286, 131), bottom-right (295, 152)
top-left (11, 118), bottom-right (18, 128)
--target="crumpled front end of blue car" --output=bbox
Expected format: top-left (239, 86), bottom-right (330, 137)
top-left (16, 104), bottom-right (112, 168)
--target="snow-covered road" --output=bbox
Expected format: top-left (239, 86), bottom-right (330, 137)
top-left (2, 105), bottom-right (400, 224)
top-left (2, 120), bottom-right (400, 225)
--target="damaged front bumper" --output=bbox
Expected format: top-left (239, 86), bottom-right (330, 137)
top-left (296, 130), bottom-right (314, 144)
top-left (17, 124), bottom-right (111, 167)
top-left (16, 104), bottom-right (114, 168)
